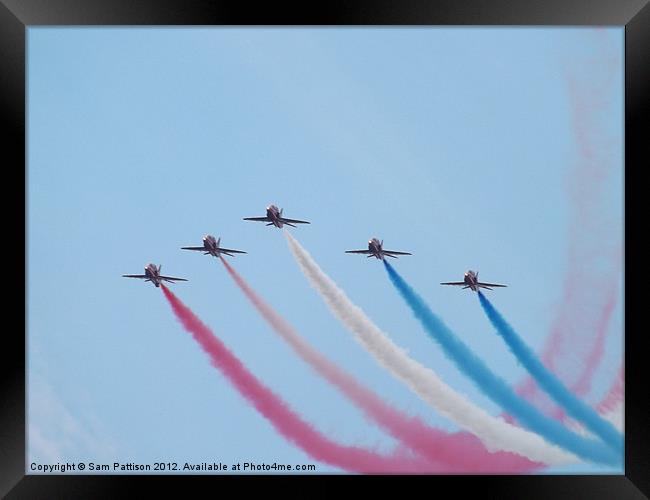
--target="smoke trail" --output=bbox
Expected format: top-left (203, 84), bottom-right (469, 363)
top-left (284, 231), bottom-right (578, 466)
top-left (596, 366), bottom-right (623, 416)
top-left (383, 261), bottom-right (619, 466)
top-left (515, 281), bottom-right (620, 422)
top-left (220, 257), bottom-right (542, 472)
top-left (566, 404), bottom-right (623, 439)
top-left (512, 288), bottom-right (619, 424)
top-left (477, 291), bottom-right (623, 451)
top-left (566, 371), bottom-right (623, 437)
top-left (516, 30), bottom-right (622, 416)
top-left (568, 289), bottom-right (618, 402)
top-left (160, 284), bottom-right (434, 473)
top-left (602, 402), bottom-right (623, 432)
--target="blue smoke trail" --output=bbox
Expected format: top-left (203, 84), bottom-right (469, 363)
top-left (477, 291), bottom-right (623, 451)
top-left (383, 261), bottom-right (620, 466)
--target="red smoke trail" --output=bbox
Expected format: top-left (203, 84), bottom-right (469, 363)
top-left (513, 30), bottom-right (622, 418)
top-left (220, 258), bottom-right (543, 473)
top-left (160, 284), bottom-right (436, 473)
top-left (569, 290), bottom-right (618, 400)
top-left (595, 366), bottom-right (623, 415)
top-left (515, 287), bottom-right (619, 423)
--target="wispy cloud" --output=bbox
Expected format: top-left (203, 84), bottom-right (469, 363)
top-left (28, 374), bottom-right (119, 466)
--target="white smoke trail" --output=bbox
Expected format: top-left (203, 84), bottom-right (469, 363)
top-left (567, 403), bottom-right (623, 438)
top-left (285, 232), bottom-right (577, 465)
top-left (604, 403), bottom-right (623, 432)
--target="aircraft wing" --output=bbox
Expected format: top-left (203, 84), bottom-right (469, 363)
top-left (345, 250), bottom-right (372, 254)
top-left (478, 282), bottom-right (507, 288)
top-left (220, 248), bottom-right (247, 255)
top-left (122, 274), bottom-right (147, 279)
top-left (243, 217), bottom-right (270, 222)
top-left (384, 250), bottom-right (412, 256)
top-left (440, 281), bottom-right (466, 286)
top-left (279, 217), bottom-right (310, 224)
top-left (181, 246), bottom-right (205, 251)
top-left (160, 276), bottom-right (188, 282)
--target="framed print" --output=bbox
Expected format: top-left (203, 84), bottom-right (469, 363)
top-left (3, 0), bottom-right (646, 496)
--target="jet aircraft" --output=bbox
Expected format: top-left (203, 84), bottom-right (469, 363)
top-left (345, 238), bottom-right (412, 260)
top-left (243, 205), bottom-right (310, 228)
top-left (122, 263), bottom-right (188, 288)
top-left (181, 235), bottom-right (246, 258)
top-left (440, 270), bottom-right (507, 291)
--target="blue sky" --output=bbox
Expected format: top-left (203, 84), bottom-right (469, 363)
top-left (27, 27), bottom-right (623, 474)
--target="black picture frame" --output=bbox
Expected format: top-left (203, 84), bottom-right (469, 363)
top-left (4, 0), bottom-right (647, 497)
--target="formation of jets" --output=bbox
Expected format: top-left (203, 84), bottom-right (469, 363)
top-left (123, 204), bottom-right (507, 291)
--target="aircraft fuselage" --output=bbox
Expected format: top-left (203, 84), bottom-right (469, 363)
top-left (203, 235), bottom-right (219, 256)
top-left (464, 270), bottom-right (480, 292)
top-left (266, 205), bottom-right (283, 228)
top-left (145, 263), bottom-right (162, 287)
top-left (368, 238), bottom-right (385, 260)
